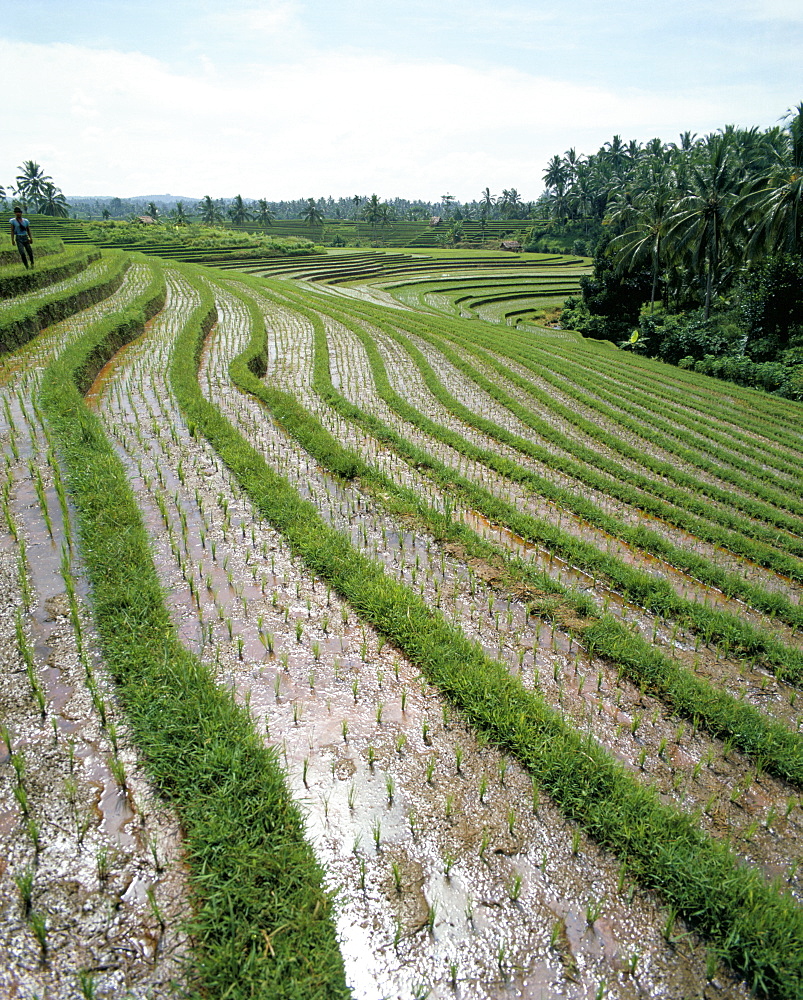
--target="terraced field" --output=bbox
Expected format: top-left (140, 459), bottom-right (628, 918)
top-left (1, 243), bottom-right (802, 1000)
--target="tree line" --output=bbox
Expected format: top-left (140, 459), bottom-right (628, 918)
top-left (544, 104), bottom-right (803, 396)
top-left (2, 161), bottom-right (70, 217)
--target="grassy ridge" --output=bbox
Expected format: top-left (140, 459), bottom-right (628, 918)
top-left (224, 277), bottom-right (803, 786)
top-left (38, 262), bottom-right (350, 1000)
top-left (0, 247), bottom-right (102, 300)
top-left (278, 285), bottom-right (803, 664)
top-left (180, 267), bottom-right (803, 997)
top-left (0, 251), bottom-right (129, 354)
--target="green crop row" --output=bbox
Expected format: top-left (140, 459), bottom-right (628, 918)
top-left (0, 251), bottom-right (128, 355)
top-left (178, 266), bottom-right (803, 998)
top-left (491, 328), bottom-right (803, 503)
top-left (0, 247), bottom-right (102, 300)
top-left (290, 286), bottom-right (803, 644)
top-left (550, 337), bottom-right (803, 447)
top-left (252, 280), bottom-right (803, 774)
top-left (378, 309), bottom-right (803, 560)
top-left (37, 263), bottom-right (350, 1000)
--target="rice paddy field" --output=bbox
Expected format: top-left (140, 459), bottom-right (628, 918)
top-left (2, 241), bottom-right (803, 1000)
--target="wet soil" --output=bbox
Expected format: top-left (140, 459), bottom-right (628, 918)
top-left (0, 275), bottom-right (192, 999)
top-left (86, 270), bottom-right (767, 997)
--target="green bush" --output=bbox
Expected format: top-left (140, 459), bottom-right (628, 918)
top-left (639, 308), bottom-right (743, 365)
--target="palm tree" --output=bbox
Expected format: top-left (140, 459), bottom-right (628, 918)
top-left (199, 195), bottom-right (222, 225)
top-left (145, 202), bottom-right (160, 220)
top-left (301, 198), bottom-right (324, 229)
top-left (170, 201), bottom-right (190, 224)
top-left (15, 161), bottom-right (51, 208)
top-left (739, 103), bottom-right (803, 256)
top-left (480, 187), bottom-right (495, 218)
top-left (37, 181), bottom-right (69, 217)
top-left (255, 199), bottom-right (274, 226)
top-left (543, 155), bottom-right (569, 221)
top-left (500, 188), bottom-right (523, 219)
top-left (603, 135), bottom-right (629, 177)
top-left (228, 195), bottom-right (251, 225)
top-left (362, 194), bottom-right (383, 236)
top-left (664, 134), bottom-right (743, 317)
top-left (609, 175), bottom-right (675, 312)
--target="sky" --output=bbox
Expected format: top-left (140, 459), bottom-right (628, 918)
top-left (1, 0), bottom-right (802, 204)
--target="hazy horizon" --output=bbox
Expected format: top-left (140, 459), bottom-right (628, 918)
top-left (3, 1), bottom-right (801, 203)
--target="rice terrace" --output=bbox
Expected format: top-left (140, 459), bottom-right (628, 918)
top-left (3, 195), bottom-right (803, 1000)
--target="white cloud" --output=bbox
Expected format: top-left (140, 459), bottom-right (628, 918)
top-left (730, 0), bottom-right (803, 21)
top-left (0, 37), bottom-right (796, 202)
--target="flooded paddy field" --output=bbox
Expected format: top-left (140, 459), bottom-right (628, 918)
top-left (1, 251), bottom-right (802, 998)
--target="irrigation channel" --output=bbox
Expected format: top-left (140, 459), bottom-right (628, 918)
top-left (2, 246), bottom-right (803, 999)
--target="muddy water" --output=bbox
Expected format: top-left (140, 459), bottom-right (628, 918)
top-left (317, 308), bottom-right (803, 623)
top-left (265, 302), bottom-right (803, 686)
top-left (0, 277), bottom-right (191, 998)
top-left (78, 273), bottom-right (758, 997)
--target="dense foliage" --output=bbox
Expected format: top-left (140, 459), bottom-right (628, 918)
top-left (82, 220), bottom-right (318, 256)
top-left (544, 104), bottom-right (803, 395)
top-left (5, 161), bottom-right (69, 217)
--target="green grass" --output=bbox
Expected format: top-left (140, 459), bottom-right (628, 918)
top-left (170, 262), bottom-right (803, 999)
top-left (38, 260), bottom-right (349, 1000)
top-left (0, 251), bottom-right (129, 354)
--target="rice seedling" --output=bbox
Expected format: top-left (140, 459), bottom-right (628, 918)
top-left (550, 920), bottom-right (563, 949)
top-left (586, 896), bottom-right (605, 925)
top-left (29, 910), bottom-right (47, 961)
top-left (15, 867), bottom-right (34, 916)
top-left (391, 860), bottom-right (402, 893)
top-left (13, 782), bottom-right (30, 817)
top-left (425, 900), bottom-right (437, 935)
top-left (96, 846), bottom-right (111, 881)
top-left (146, 886), bottom-right (166, 932)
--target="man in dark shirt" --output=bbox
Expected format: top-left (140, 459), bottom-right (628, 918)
top-left (10, 207), bottom-right (34, 268)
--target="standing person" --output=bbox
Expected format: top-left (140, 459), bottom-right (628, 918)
top-left (10, 206), bottom-right (34, 268)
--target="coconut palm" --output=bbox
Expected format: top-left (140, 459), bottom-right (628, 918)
top-left (170, 201), bottom-right (190, 224)
top-left (301, 198), bottom-right (324, 229)
top-left (664, 134), bottom-right (743, 317)
top-left (480, 187), bottom-right (495, 218)
top-left (255, 199), bottom-right (274, 226)
top-left (500, 188), bottom-right (523, 219)
top-left (199, 195), bottom-right (222, 225)
top-left (609, 175), bottom-right (675, 312)
top-left (542, 155), bottom-right (569, 221)
top-left (361, 194), bottom-right (386, 238)
top-left (37, 181), bottom-right (69, 217)
top-left (739, 103), bottom-right (803, 256)
top-left (228, 195), bottom-right (251, 225)
top-left (15, 161), bottom-right (51, 208)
